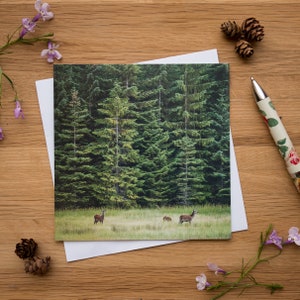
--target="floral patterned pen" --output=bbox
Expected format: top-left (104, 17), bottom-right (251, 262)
top-left (251, 77), bottom-right (300, 193)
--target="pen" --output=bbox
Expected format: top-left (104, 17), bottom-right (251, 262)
top-left (250, 77), bottom-right (300, 193)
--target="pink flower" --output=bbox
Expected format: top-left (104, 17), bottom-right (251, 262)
top-left (41, 41), bottom-right (62, 63)
top-left (0, 127), bottom-right (4, 140)
top-left (20, 18), bottom-right (37, 38)
top-left (195, 273), bottom-right (211, 290)
top-left (289, 149), bottom-right (300, 165)
top-left (14, 100), bottom-right (25, 119)
top-left (207, 262), bottom-right (227, 275)
top-left (265, 229), bottom-right (283, 249)
top-left (33, 0), bottom-right (54, 21)
top-left (287, 227), bottom-right (300, 246)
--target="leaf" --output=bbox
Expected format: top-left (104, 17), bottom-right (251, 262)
top-left (259, 109), bottom-right (267, 117)
top-left (2, 71), bottom-right (16, 92)
top-left (241, 257), bottom-right (245, 272)
top-left (267, 118), bottom-right (278, 127)
top-left (277, 138), bottom-right (286, 145)
top-left (19, 40), bottom-right (35, 45)
top-left (278, 145), bottom-right (288, 158)
top-left (268, 101), bottom-right (276, 110)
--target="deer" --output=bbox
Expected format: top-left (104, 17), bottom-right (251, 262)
top-left (94, 210), bottom-right (105, 224)
top-left (179, 209), bottom-right (197, 224)
top-left (163, 216), bottom-right (172, 222)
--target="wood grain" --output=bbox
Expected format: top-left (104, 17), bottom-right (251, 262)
top-left (0, 1), bottom-right (299, 299)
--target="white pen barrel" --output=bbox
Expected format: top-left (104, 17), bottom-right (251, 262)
top-left (257, 97), bottom-right (300, 191)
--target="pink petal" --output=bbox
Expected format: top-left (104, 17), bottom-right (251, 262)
top-left (207, 262), bottom-right (218, 271)
top-left (53, 50), bottom-right (62, 60)
top-left (41, 49), bottom-right (49, 57)
top-left (289, 227), bottom-right (299, 237)
top-left (35, 0), bottom-right (42, 10)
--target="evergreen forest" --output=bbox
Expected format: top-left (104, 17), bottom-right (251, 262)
top-left (54, 63), bottom-right (230, 210)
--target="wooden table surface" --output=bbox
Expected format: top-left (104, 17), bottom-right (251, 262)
top-left (0, 0), bottom-right (299, 299)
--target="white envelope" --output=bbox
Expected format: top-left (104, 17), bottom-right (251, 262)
top-left (36, 49), bottom-right (247, 262)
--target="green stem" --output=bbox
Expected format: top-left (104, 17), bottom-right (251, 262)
top-left (211, 279), bottom-right (283, 300)
top-left (209, 225), bottom-right (283, 299)
top-left (19, 33), bottom-right (54, 45)
top-left (0, 25), bottom-right (22, 54)
top-left (1, 71), bottom-right (18, 100)
top-left (0, 28), bottom-right (54, 55)
top-left (210, 286), bottom-right (236, 300)
top-left (0, 28), bottom-right (54, 102)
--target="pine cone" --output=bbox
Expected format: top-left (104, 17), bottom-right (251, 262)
top-left (220, 20), bottom-right (242, 39)
top-left (15, 238), bottom-right (38, 259)
top-left (241, 17), bottom-right (264, 41)
top-left (235, 39), bottom-right (254, 58)
top-left (24, 256), bottom-right (51, 275)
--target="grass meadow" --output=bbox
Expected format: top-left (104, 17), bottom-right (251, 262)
top-left (55, 205), bottom-right (231, 241)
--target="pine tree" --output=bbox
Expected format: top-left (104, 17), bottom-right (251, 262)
top-left (200, 64), bottom-right (230, 205)
top-left (94, 74), bottom-right (140, 208)
top-left (134, 64), bottom-right (171, 207)
top-left (164, 65), bottom-right (210, 205)
top-left (55, 87), bottom-right (93, 209)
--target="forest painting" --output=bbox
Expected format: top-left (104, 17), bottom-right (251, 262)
top-left (54, 63), bottom-right (231, 241)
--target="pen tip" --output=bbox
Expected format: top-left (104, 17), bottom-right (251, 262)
top-left (250, 76), bottom-right (254, 81)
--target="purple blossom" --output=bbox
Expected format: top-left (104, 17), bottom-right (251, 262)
top-left (0, 127), bottom-right (4, 140)
top-left (14, 100), bottom-right (25, 119)
top-left (196, 273), bottom-right (211, 291)
top-left (41, 41), bottom-right (62, 63)
top-left (33, 0), bottom-right (54, 22)
top-left (287, 227), bottom-right (300, 246)
top-left (265, 229), bottom-right (283, 249)
top-left (20, 18), bottom-right (37, 38)
top-left (207, 262), bottom-right (227, 275)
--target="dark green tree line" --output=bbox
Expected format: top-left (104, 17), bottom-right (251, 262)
top-left (54, 63), bottom-right (230, 209)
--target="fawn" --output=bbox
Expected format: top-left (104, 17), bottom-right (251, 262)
top-left (163, 216), bottom-right (172, 222)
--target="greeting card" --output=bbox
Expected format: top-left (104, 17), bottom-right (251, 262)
top-left (54, 63), bottom-right (231, 241)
